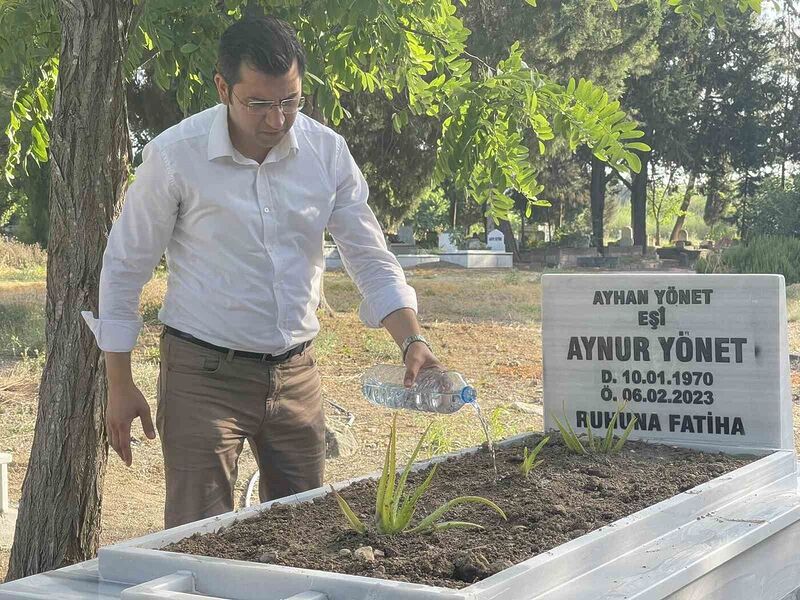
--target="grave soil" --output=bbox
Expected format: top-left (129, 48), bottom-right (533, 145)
top-left (166, 434), bottom-right (753, 589)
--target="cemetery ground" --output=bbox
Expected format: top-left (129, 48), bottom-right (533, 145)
top-left (0, 260), bottom-right (799, 581)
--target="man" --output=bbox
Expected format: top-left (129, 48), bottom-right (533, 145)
top-left (82, 16), bottom-right (441, 528)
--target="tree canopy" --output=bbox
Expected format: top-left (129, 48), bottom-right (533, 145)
top-left (2, 0), bottom-right (762, 230)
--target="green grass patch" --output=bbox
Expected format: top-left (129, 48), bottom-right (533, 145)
top-left (0, 301), bottom-right (45, 357)
top-left (0, 264), bottom-right (47, 282)
top-left (363, 331), bottom-right (398, 362)
top-left (312, 329), bottom-right (342, 362)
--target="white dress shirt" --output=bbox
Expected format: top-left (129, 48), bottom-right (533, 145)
top-left (81, 104), bottom-right (417, 353)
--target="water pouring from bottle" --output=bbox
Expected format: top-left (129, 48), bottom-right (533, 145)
top-left (362, 365), bottom-right (498, 476)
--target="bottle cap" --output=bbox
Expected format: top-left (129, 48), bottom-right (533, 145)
top-left (461, 386), bottom-right (477, 404)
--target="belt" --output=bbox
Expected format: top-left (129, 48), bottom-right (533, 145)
top-left (163, 326), bottom-right (311, 363)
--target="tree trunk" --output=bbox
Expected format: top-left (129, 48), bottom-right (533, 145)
top-left (631, 152), bottom-right (648, 253)
top-left (7, 0), bottom-right (138, 580)
top-left (703, 171), bottom-right (727, 226)
top-left (669, 172), bottom-right (697, 243)
top-left (590, 155), bottom-right (606, 255)
top-left (498, 218), bottom-right (521, 262)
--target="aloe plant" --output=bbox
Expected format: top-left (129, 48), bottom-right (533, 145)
top-left (553, 402), bottom-right (637, 455)
top-left (519, 435), bottom-right (549, 477)
top-left (332, 415), bottom-right (507, 535)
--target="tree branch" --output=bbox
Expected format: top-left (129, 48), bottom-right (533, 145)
top-left (399, 25), bottom-right (496, 75)
top-left (613, 169), bottom-right (632, 191)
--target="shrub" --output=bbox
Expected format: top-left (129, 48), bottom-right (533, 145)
top-left (741, 176), bottom-right (800, 239)
top-left (696, 235), bottom-right (800, 285)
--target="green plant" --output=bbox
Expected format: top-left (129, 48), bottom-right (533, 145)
top-left (696, 236), bottom-right (800, 285)
top-left (488, 406), bottom-right (513, 441)
top-left (425, 418), bottom-right (457, 457)
top-left (553, 402), bottom-right (637, 455)
top-left (520, 436), bottom-right (549, 477)
top-left (332, 415), bottom-right (507, 535)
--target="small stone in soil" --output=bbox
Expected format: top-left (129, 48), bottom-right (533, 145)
top-left (258, 550), bottom-right (279, 563)
top-left (585, 467), bottom-right (611, 478)
top-left (568, 529), bottom-right (586, 537)
top-left (374, 549), bottom-right (385, 558)
top-left (354, 546), bottom-right (375, 562)
top-left (453, 550), bottom-right (491, 583)
top-left (489, 560), bottom-right (514, 575)
top-left (338, 548), bottom-right (352, 557)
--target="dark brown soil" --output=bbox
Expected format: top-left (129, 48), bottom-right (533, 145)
top-left (166, 435), bottom-right (753, 589)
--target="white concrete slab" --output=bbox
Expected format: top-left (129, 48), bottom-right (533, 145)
top-left (439, 251), bottom-right (512, 268)
top-left (1, 452), bottom-right (799, 599)
top-left (325, 254), bottom-right (439, 270)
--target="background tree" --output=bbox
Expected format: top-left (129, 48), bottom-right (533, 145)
top-left (460, 0), bottom-right (661, 253)
top-left (623, 4), bottom-right (782, 245)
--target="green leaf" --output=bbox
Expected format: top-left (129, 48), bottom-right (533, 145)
top-left (613, 414), bottom-right (639, 453)
top-left (625, 152), bottom-right (642, 173)
top-left (180, 43), bottom-right (199, 55)
top-left (625, 142), bottom-right (651, 152)
top-left (407, 496), bottom-right (507, 534)
top-left (331, 486), bottom-right (366, 534)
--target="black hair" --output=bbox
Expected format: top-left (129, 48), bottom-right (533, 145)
top-left (217, 16), bottom-right (306, 88)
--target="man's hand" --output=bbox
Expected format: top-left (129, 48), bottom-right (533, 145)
top-left (403, 341), bottom-right (444, 387)
top-left (106, 382), bottom-right (156, 467)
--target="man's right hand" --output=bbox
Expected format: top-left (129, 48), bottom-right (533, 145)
top-left (107, 382), bottom-right (156, 466)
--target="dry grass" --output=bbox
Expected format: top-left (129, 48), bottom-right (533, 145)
top-left (0, 264), bottom-right (797, 580)
top-left (0, 238), bottom-right (46, 282)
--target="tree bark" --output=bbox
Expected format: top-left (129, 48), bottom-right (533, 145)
top-left (669, 171), bottom-right (697, 243)
top-left (7, 0), bottom-right (137, 580)
top-left (590, 155), bottom-right (606, 255)
top-left (630, 152), bottom-right (648, 254)
top-left (498, 218), bottom-right (521, 262)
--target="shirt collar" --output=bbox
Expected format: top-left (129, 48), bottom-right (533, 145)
top-left (207, 103), bottom-right (300, 165)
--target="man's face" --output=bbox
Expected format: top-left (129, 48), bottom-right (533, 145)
top-left (215, 60), bottom-right (303, 151)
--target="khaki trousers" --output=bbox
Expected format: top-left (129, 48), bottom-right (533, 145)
top-left (156, 328), bottom-right (325, 528)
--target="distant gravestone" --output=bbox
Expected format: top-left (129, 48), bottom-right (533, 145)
top-left (619, 227), bottom-right (634, 247)
top-left (438, 232), bottom-right (457, 253)
top-left (397, 225), bottom-right (415, 245)
top-left (542, 274), bottom-right (792, 454)
top-left (467, 235), bottom-right (483, 250)
top-left (487, 229), bottom-right (506, 252)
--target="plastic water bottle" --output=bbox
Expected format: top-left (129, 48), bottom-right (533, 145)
top-left (361, 365), bottom-right (477, 414)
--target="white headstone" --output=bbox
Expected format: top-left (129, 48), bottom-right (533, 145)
top-left (438, 233), bottom-right (457, 253)
top-left (397, 225), bottom-right (415, 245)
top-left (542, 274), bottom-right (792, 454)
top-left (619, 226), bottom-right (633, 247)
top-left (487, 229), bottom-right (506, 252)
top-left (676, 229), bottom-right (689, 242)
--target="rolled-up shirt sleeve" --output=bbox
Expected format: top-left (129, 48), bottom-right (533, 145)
top-left (81, 142), bottom-right (179, 352)
top-left (326, 137), bottom-right (417, 327)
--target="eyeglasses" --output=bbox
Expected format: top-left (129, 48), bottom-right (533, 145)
top-left (231, 90), bottom-right (305, 115)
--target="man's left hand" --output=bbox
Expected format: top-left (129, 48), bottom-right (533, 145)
top-left (403, 341), bottom-right (444, 387)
